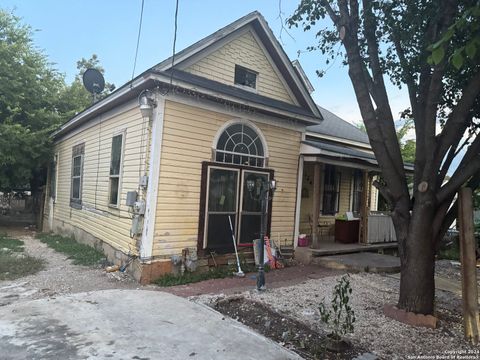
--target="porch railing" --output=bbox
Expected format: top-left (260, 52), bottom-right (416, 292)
top-left (366, 212), bottom-right (396, 243)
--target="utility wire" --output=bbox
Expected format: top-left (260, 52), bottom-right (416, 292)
top-left (131, 0), bottom-right (145, 86)
top-left (169, 0), bottom-right (180, 86)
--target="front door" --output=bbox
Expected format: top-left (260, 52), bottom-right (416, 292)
top-left (202, 164), bottom-right (272, 252)
top-left (238, 171), bottom-right (269, 244)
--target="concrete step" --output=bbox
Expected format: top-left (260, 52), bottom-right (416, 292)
top-left (311, 252), bottom-right (401, 273)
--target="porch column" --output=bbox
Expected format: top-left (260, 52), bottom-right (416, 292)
top-left (312, 163), bottom-right (321, 248)
top-left (359, 170), bottom-right (370, 244)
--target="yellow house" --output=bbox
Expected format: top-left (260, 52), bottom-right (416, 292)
top-left (44, 12), bottom-right (397, 283)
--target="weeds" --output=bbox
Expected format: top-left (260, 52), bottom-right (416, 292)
top-left (36, 233), bottom-right (105, 266)
top-left (154, 267), bottom-right (234, 287)
top-left (0, 234), bottom-right (45, 280)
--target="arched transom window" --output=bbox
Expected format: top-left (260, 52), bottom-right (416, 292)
top-left (215, 123), bottom-right (266, 167)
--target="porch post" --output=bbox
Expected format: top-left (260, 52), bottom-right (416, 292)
top-left (359, 170), bottom-right (370, 244)
top-left (312, 163), bottom-right (321, 248)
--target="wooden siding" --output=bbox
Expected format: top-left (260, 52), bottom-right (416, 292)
top-left (152, 100), bottom-right (301, 257)
top-left (50, 107), bottom-right (148, 254)
top-left (184, 30), bottom-right (295, 105)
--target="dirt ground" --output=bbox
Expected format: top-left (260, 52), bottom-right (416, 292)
top-left (0, 226), bottom-right (139, 307)
top-left (2, 226), bottom-right (477, 360)
top-left (0, 227), bottom-right (341, 305)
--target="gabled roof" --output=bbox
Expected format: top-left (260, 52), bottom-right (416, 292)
top-left (307, 105), bottom-right (370, 145)
top-left (152, 11), bottom-right (321, 119)
top-left (53, 11), bottom-right (322, 139)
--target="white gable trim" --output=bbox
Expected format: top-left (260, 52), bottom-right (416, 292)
top-left (156, 13), bottom-right (319, 118)
top-left (174, 26), bottom-right (299, 106)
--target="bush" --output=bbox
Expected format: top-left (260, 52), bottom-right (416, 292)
top-left (318, 275), bottom-right (356, 340)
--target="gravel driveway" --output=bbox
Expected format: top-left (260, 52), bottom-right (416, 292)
top-left (194, 273), bottom-right (478, 360)
top-left (0, 227), bottom-right (139, 307)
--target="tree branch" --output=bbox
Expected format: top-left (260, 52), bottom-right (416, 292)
top-left (320, 0), bottom-right (340, 25)
top-left (421, 0), bottom-right (457, 186)
top-left (435, 69), bottom-right (480, 170)
top-left (373, 179), bottom-right (394, 208)
top-left (437, 135), bottom-right (480, 203)
top-left (435, 172), bottom-right (480, 248)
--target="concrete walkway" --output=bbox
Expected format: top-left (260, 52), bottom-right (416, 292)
top-left (388, 273), bottom-right (463, 296)
top-left (312, 252), bottom-right (401, 273)
top-left (0, 289), bottom-right (300, 360)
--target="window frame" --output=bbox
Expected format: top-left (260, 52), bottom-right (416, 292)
top-left (214, 122), bottom-right (266, 168)
top-left (321, 164), bottom-right (341, 215)
top-left (70, 143), bottom-right (85, 208)
top-left (234, 65), bottom-right (258, 92)
top-left (351, 169), bottom-right (363, 214)
top-left (108, 132), bottom-right (125, 208)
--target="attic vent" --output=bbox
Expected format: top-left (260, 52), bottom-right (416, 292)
top-left (234, 65), bottom-right (257, 90)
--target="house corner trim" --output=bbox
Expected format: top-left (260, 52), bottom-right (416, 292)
top-left (140, 95), bottom-right (166, 260)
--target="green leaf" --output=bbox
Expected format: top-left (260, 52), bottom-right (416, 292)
top-left (452, 51), bottom-right (464, 69)
top-left (465, 41), bottom-right (477, 58)
top-left (431, 46), bottom-right (445, 64)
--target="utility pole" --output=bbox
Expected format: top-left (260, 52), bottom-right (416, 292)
top-left (458, 187), bottom-right (480, 345)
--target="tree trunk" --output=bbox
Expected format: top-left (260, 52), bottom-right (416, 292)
top-left (397, 191), bottom-right (437, 315)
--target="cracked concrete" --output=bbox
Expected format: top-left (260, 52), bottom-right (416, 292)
top-left (0, 289), bottom-right (301, 360)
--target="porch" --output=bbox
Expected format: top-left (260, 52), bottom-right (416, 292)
top-left (296, 138), bottom-right (399, 255)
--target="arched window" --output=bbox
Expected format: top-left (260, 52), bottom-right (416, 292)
top-left (215, 122), bottom-right (266, 167)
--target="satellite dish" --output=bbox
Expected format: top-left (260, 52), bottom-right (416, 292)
top-left (83, 68), bottom-right (105, 102)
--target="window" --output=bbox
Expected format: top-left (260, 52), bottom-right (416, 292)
top-left (351, 170), bottom-right (363, 214)
top-left (71, 143), bottom-right (84, 206)
top-left (215, 123), bottom-right (266, 167)
top-left (322, 165), bottom-right (340, 215)
top-left (109, 134), bottom-right (124, 206)
top-left (234, 65), bottom-right (257, 90)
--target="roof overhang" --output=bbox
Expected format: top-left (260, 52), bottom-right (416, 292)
top-left (151, 71), bottom-right (321, 125)
top-left (52, 73), bottom-right (155, 140)
top-left (301, 140), bottom-right (414, 174)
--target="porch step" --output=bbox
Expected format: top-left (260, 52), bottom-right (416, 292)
top-left (312, 252), bottom-right (400, 273)
top-left (278, 246), bottom-right (294, 259)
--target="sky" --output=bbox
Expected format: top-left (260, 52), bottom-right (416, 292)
top-left (2, 0), bottom-right (410, 124)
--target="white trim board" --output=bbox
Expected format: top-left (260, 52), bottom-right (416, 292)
top-left (140, 95), bottom-right (166, 261)
top-left (166, 92), bottom-right (305, 134)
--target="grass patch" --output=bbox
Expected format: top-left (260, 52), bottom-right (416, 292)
top-left (0, 234), bottom-right (45, 280)
top-left (0, 234), bottom-right (24, 252)
top-left (36, 233), bottom-right (105, 266)
top-left (0, 253), bottom-right (45, 280)
top-left (154, 267), bottom-right (237, 287)
top-left (154, 260), bottom-right (261, 287)
top-left (438, 240), bottom-right (460, 261)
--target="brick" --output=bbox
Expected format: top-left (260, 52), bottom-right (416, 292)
top-left (383, 303), bottom-right (438, 329)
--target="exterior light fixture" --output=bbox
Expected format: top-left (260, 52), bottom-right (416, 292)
top-left (139, 90), bottom-right (156, 119)
top-left (247, 177), bottom-right (277, 291)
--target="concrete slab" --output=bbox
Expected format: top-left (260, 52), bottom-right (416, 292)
top-left (389, 273), bottom-right (463, 296)
top-left (312, 252), bottom-right (401, 273)
top-left (0, 289), bottom-right (300, 360)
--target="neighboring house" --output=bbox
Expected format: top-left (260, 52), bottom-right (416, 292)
top-left (44, 11), bottom-right (395, 283)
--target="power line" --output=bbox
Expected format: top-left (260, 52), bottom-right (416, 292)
top-left (131, 0), bottom-right (145, 86)
top-left (169, 0), bottom-right (180, 86)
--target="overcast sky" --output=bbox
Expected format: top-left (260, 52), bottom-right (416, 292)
top-left (3, 0), bottom-right (410, 124)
